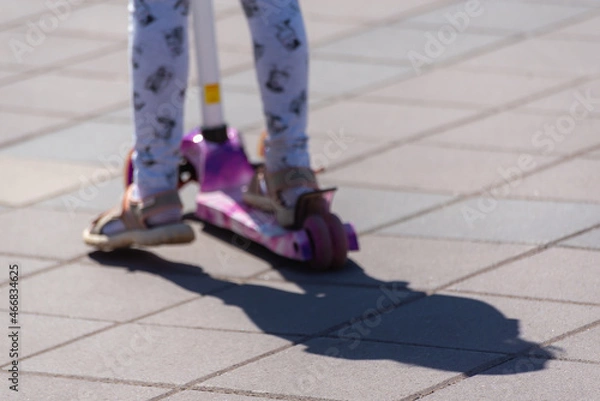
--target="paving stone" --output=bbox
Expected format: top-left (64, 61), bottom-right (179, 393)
top-left (0, 74), bottom-right (129, 116)
top-left (202, 337), bottom-right (497, 401)
top-left (0, 111), bottom-right (69, 147)
top-left (12, 260), bottom-right (224, 322)
top-left (363, 69), bottom-right (566, 109)
top-left (0, 313), bottom-right (110, 365)
top-left (381, 197), bottom-right (600, 245)
top-left (37, 178), bottom-right (199, 215)
top-left (308, 100), bottom-right (475, 141)
top-left (421, 359), bottom-right (600, 401)
top-left (544, 14), bottom-right (600, 39)
top-left (54, 2), bottom-right (129, 39)
top-left (0, 2), bottom-right (50, 27)
top-left (461, 38), bottom-right (600, 76)
top-left (166, 392), bottom-right (275, 401)
top-left (0, 29), bottom-right (116, 69)
top-left (336, 291), bottom-right (600, 354)
top-left (406, 1), bottom-right (589, 32)
top-left (140, 280), bottom-right (413, 335)
top-left (0, 121), bottom-right (132, 166)
top-left (241, 129), bottom-right (386, 168)
top-left (450, 247), bottom-right (600, 304)
top-left (422, 111), bottom-right (600, 156)
top-left (224, 58), bottom-right (408, 98)
top-left (315, 26), bottom-right (503, 68)
top-left (25, 323), bottom-right (294, 385)
top-left (326, 185), bottom-right (451, 233)
top-left (508, 158), bottom-right (600, 203)
top-left (0, 208), bottom-right (99, 260)
top-left (324, 144), bottom-right (556, 195)
top-left (0, 256), bottom-right (58, 284)
top-left (535, 325), bottom-right (600, 362)
top-left (521, 77), bottom-right (600, 115)
top-left (301, 0), bottom-right (445, 22)
top-left (2, 375), bottom-right (165, 401)
top-left (0, 156), bottom-right (114, 207)
top-left (561, 228), bottom-right (600, 250)
top-left (259, 235), bottom-right (533, 291)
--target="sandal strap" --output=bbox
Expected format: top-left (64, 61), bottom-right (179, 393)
top-left (89, 186), bottom-right (183, 234)
top-left (266, 167), bottom-right (319, 195)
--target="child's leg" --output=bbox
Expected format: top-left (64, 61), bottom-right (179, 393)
top-left (131, 0), bottom-right (189, 200)
top-left (241, 0), bottom-right (311, 208)
top-left (92, 0), bottom-right (190, 239)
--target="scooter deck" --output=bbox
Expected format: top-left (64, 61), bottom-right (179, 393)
top-left (195, 189), bottom-right (359, 262)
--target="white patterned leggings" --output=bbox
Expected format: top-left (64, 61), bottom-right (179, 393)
top-left (130, 0), bottom-right (310, 198)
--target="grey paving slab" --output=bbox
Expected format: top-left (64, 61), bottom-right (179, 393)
top-left (0, 121), bottom-right (132, 166)
top-left (382, 197), bottom-right (600, 245)
top-left (0, 74), bottom-right (129, 116)
top-left (15, 261), bottom-right (224, 322)
top-left (25, 323), bottom-right (294, 385)
top-left (0, 313), bottom-right (110, 365)
top-left (508, 158), bottom-right (600, 203)
top-left (0, 208), bottom-right (100, 260)
top-left (561, 228), bottom-right (600, 250)
top-left (53, 2), bottom-right (128, 39)
top-left (0, 29), bottom-right (116, 69)
top-left (259, 235), bottom-right (532, 291)
top-left (308, 100), bottom-right (475, 141)
top-left (335, 291), bottom-right (600, 354)
top-left (363, 68), bottom-right (567, 109)
top-left (460, 37), bottom-right (600, 76)
top-left (324, 144), bottom-right (556, 195)
top-left (1, 375), bottom-right (165, 401)
top-left (140, 280), bottom-right (413, 335)
top-left (422, 111), bottom-right (600, 156)
top-left (37, 178), bottom-right (199, 215)
top-left (241, 129), bottom-right (387, 168)
top-left (421, 359), bottom-right (600, 401)
top-left (202, 337), bottom-right (498, 401)
top-left (521, 77), bottom-right (600, 115)
top-left (0, 155), bottom-right (114, 207)
top-left (326, 185), bottom-right (451, 233)
top-left (301, 0), bottom-right (445, 22)
top-left (315, 26), bottom-right (503, 68)
top-left (534, 325), bottom-right (600, 362)
top-left (0, 256), bottom-right (57, 284)
top-left (224, 58), bottom-right (409, 98)
top-left (450, 247), bottom-right (600, 304)
top-left (405, 1), bottom-right (589, 32)
top-left (166, 392), bottom-right (275, 401)
top-left (0, 111), bottom-right (69, 147)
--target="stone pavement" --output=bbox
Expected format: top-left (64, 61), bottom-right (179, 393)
top-left (1, 0), bottom-right (600, 399)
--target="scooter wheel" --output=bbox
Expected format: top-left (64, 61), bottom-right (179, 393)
top-left (123, 149), bottom-right (197, 189)
top-left (303, 214), bottom-right (333, 271)
top-left (323, 213), bottom-right (348, 270)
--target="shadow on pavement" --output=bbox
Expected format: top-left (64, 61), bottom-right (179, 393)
top-left (88, 224), bottom-right (557, 376)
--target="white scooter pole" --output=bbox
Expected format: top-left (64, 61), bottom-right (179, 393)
top-left (191, 0), bottom-right (227, 141)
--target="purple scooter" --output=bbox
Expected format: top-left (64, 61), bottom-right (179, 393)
top-left (126, 0), bottom-right (358, 269)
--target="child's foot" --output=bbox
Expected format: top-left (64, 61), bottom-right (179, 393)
top-left (243, 166), bottom-right (328, 228)
top-left (83, 185), bottom-right (195, 251)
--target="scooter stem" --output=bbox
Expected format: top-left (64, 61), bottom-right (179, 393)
top-left (191, 0), bottom-right (226, 133)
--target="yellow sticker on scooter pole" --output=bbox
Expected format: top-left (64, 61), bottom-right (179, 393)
top-left (204, 83), bottom-right (221, 104)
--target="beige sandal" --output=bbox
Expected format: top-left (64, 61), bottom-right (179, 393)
top-left (83, 185), bottom-right (195, 251)
top-left (243, 165), bottom-right (333, 228)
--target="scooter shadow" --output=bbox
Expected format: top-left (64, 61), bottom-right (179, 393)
top-left (89, 225), bottom-right (556, 376)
